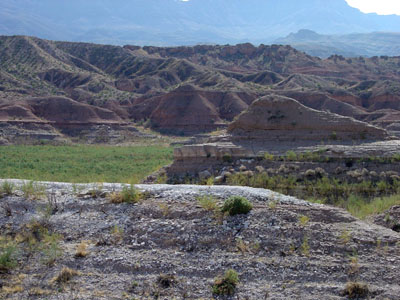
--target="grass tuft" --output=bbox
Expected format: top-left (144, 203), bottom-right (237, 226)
top-left (212, 269), bottom-right (239, 295)
top-left (0, 240), bottom-right (18, 271)
top-left (343, 282), bottom-right (369, 299)
top-left (110, 185), bottom-right (141, 204)
top-left (1, 181), bottom-right (14, 195)
top-left (197, 195), bottom-right (218, 211)
top-left (52, 267), bottom-right (80, 284)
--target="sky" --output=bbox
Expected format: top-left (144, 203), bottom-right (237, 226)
top-left (346, 0), bottom-right (400, 15)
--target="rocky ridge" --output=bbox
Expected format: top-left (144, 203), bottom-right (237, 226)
top-left (0, 180), bottom-right (399, 299)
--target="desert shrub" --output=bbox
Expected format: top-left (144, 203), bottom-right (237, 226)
top-left (346, 193), bottom-right (400, 219)
top-left (392, 153), bottom-right (400, 162)
top-left (339, 230), bottom-right (351, 244)
top-left (110, 185), bottom-right (141, 204)
top-left (0, 241), bottom-right (18, 271)
top-left (212, 269), bottom-right (239, 295)
top-left (285, 150), bottom-right (297, 161)
top-left (75, 241), bottom-right (88, 258)
top-left (1, 181), bottom-right (14, 195)
top-left (221, 196), bottom-right (253, 216)
top-left (222, 153), bottom-right (233, 163)
top-left (40, 231), bottom-right (63, 266)
top-left (53, 267), bottom-right (80, 284)
top-left (226, 173), bottom-right (250, 186)
top-left (264, 152), bottom-right (274, 161)
top-left (204, 176), bottom-right (215, 186)
top-left (343, 282), bottom-right (369, 299)
top-left (301, 235), bottom-right (310, 257)
top-left (197, 195), bottom-right (218, 211)
top-left (21, 220), bottom-right (63, 265)
top-left (157, 274), bottom-right (176, 288)
top-left (330, 131), bottom-right (338, 140)
top-left (298, 215), bottom-right (310, 226)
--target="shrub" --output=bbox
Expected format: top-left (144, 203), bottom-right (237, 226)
top-left (301, 235), bottom-right (310, 257)
top-left (0, 242), bottom-right (18, 271)
top-left (221, 196), bottom-right (253, 216)
top-left (343, 282), bottom-right (369, 299)
top-left (157, 274), bottom-right (176, 288)
top-left (299, 215), bottom-right (310, 226)
top-left (53, 267), bottom-right (80, 284)
top-left (75, 241), bottom-right (88, 258)
top-left (222, 153), bottom-right (233, 163)
top-left (1, 181), bottom-right (14, 195)
top-left (330, 131), bottom-right (338, 140)
top-left (264, 152), bottom-right (274, 161)
top-left (110, 185), bottom-right (141, 204)
top-left (212, 269), bottom-right (239, 295)
top-left (285, 150), bottom-right (297, 161)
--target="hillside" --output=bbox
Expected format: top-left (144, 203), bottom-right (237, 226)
top-left (276, 29), bottom-right (400, 58)
top-left (2, 0), bottom-right (400, 46)
top-left (0, 180), bottom-right (399, 299)
top-left (1, 35), bottom-right (400, 141)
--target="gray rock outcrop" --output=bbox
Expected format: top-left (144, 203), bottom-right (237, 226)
top-left (228, 94), bottom-right (389, 141)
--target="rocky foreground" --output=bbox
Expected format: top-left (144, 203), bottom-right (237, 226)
top-left (0, 180), bottom-right (399, 299)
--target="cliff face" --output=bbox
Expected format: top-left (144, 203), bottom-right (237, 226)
top-left (228, 94), bottom-right (389, 141)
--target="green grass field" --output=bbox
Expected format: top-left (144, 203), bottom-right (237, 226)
top-left (0, 145), bottom-right (173, 183)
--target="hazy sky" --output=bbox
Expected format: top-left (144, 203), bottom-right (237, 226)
top-left (346, 0), bottom-right (400, 15)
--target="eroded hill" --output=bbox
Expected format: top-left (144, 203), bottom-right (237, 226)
top-left (1, 36), bottom-right (400, 142)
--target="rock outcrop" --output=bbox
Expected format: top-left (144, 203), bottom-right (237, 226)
top-left (0, 180), bottom-right (399, 299)
top-left (228, 94), bottom-right (389, 141)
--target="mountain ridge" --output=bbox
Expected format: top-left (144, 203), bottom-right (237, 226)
top-left (276, 29), bottom-right (400, 57)
top-left (2, 0), bottom-right (400, 46)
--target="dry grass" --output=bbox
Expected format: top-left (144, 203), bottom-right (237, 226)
top-left (75, 241), bottom-right (89, 258)
top-left (197, 195), bottom-right (218, 212)
top-left (2, 285), bottom-right (24, 294)
top-left (343, 282), bottom-right (369, 299)
top-left (52, 267), bottom-right (80, 284)
top-left (28, 287), bottom-right (52, 296)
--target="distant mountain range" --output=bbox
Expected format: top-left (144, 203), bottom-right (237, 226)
top-left (275, 29), bottom-right (400, 58)
top-left (2, 0), bottom-right (400, 49)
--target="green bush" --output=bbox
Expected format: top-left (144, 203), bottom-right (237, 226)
top-left (0, 242), bottom-right (18, 271)
top-left (285, 150), bottom-right (297, 161)
top-left (221, 196), bottom-right (253, 216)
top-left (212, 269), bottom-right (239, 295)
top-left (264, 152), bottom-right (274, 161)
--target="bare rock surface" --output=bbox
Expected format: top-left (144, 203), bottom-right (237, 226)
top-left (0, 180), bottom-right (399, 299)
